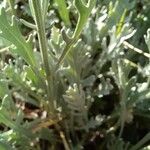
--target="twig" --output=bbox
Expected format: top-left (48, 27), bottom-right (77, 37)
top-left (123, 41), bottom-right (150, 58)
top-left (59, 131), bottom-right (71, 150)
top-left (32, 117), bottom-right (63, 133)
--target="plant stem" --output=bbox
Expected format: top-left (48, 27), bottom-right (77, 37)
top-left (56, 39), bottom-right (76, 70)
top-left (31, 0), bottom-right (55, 113)
top-left (123, 41), bottom-right (150, 59)
top-left (129, 132), bottom-right (150, 150)
top-left (59, 131), bottom-right (71, 150)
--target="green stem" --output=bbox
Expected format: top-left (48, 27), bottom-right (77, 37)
top-left (129, 132), bottom-right (150, 150)
top-left (31, 0), bottom-right (55, 113)
top-left (55, 39), bottom-right (76, 70)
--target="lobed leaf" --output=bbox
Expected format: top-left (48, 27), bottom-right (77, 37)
top-left (0, 8), bottom-right (36, 66)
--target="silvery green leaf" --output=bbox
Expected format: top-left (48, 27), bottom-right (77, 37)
top-left (63, 84), bottom-right (85, 113)
top-left (95, 75), bottom-right (113, 98)
top-left (28, 0), bottom-right (35, 20)
top-left (142, 64), bottom-right (150, 76)
top-left (82, 75), bottom-right (96, 87)
top-left (54, 0), bottom-right (71, 26)
top-left (137, 82), bottom-right (149, 93)
top-left (84, 115), bottom-right (105, 130)
top-left (144, 28), bottom-right (150, 53)
top-left (0, 8), bottom-right (36, 66)
top-left (40, 0), bottom-right (49, 22)
top-left (73, 0), bottom-right (96, 38)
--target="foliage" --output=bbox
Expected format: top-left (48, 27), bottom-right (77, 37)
top-left (0, 0), bottom-right (149, 149)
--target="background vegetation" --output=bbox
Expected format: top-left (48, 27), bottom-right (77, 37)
top-left (0, 0), bottom-right (149, 149)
